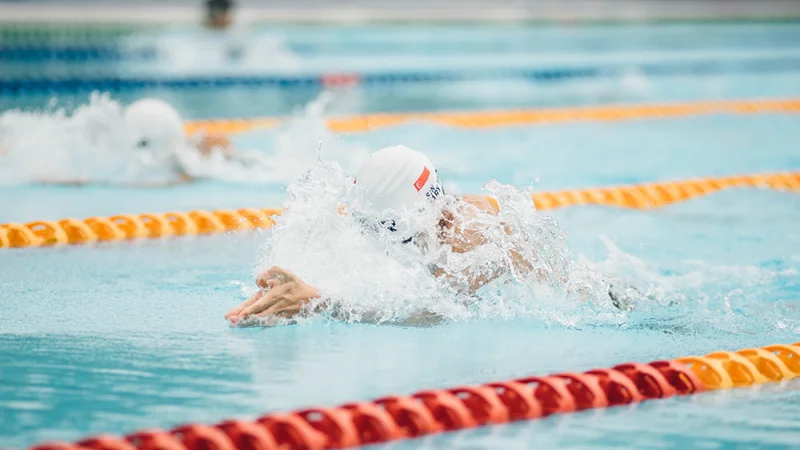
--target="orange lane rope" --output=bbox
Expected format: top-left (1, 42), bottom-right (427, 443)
top-left (529, 171), bottom-right (800, 210)
top-left (1, 172), bottom-right (798, 249)
top-left (31, 342), bottom-right (800, 450)
top-left (184, 98), bottom-right (800, 135)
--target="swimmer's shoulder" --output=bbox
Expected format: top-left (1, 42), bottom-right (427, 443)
top-left (461, 194), bottom-right (500, 215)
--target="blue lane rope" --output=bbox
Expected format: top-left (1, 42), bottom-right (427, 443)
top-left (2, 57), bottom-right (800, 94)
top-left (0, 68), bottom-right (598, 93)
top-left (0, 46), bottom-right (156, 62)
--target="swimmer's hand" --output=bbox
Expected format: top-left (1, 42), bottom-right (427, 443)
top-left (196, 132), bottom-right (233, 157)
top-left (225, 266), bottom-right (320, 327)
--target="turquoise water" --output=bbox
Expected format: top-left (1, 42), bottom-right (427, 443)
top-left (2, 22), bottom-right (800, 449)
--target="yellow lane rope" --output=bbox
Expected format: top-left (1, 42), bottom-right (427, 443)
top-left (2, 172), bottom-right (798, 248)
top-left (185, 98), bottom-right (800, 135)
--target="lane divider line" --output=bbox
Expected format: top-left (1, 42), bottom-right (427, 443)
top-left (6, 56), bottom-right (800, 94)
top-left (2, 172), bottom-right (798, 249)
top-left (184, 98), bottom-right (800, 135)
top-left (30, 343), bottom-right (800, 450)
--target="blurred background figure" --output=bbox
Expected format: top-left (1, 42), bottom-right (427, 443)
top-left (123, 97), bottom-right (239, 184)
top-left (205, 0), bottom-right (234, 30)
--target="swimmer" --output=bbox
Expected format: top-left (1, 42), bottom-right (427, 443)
top-left (0, 96), bottom-right (256, 186)
top-left (225, 145), bottom-right (639, 326)
top-left (122, 97), bottom-right (236, 185)
top-left (48, 97), bottom-right (260, 186)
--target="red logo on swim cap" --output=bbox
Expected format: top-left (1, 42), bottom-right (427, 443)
top-left (413, 167), bottom-right (430, 192)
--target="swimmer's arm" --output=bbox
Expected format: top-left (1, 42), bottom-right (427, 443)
top-left (191, 132), bottom-right (235, 157)
top-left (441, 195), bottom-right (536, 292)
top-left (433, 252), bottom-right (531, 293)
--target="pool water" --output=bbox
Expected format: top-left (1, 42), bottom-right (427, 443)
top-left (1, 21), bottom-right (800, 449)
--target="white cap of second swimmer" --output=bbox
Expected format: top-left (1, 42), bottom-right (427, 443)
top-left (123, 98), bottom-right (185, 157)
top-left (353, 146), bottom-right (444, 234)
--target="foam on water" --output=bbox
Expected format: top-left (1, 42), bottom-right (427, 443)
top-left (0, 94), bottom-right (131, 185)
top-left (583, 237), bottom-right (800, 336)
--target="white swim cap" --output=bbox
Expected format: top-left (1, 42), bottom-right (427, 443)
top-left (353, 145), bottom-right (444, 239)
top-left (123, 98), bottom-right (185, 157)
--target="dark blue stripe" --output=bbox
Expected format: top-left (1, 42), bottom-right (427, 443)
top-left (0, 46), bottom-right (156, 62)
top-left (1, 58), bottom-right (798, 94)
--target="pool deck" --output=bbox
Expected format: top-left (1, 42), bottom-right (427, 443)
top-left (0, 0), bottom-right (799, 24)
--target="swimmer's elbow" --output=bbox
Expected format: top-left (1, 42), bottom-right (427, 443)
top-left (509, 249), bottom-right (534, 273)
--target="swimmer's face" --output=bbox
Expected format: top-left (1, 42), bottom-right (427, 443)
top-left (356, 195), bottom-right (453, 248)
top-left (359, 197), bottom-right (480, 256)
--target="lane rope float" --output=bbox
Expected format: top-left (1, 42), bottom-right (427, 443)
top-left (29, 342), bottom-right (800, 450)
top-left (2, 172), bottom-right (798, 249)
top-left (184, 98), bottom-right (800, 135)
top-left (0, 208), bottom-right (282, 249)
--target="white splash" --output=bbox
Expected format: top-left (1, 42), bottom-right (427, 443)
top-left (254, 161), bottom-right (627, 327)
top-left (0, 93), bottom-right (133, 185)
top-left (249, 91), bottom-right (369, 183)
top-left (248, 160), bottom-right (800, 331)
top-left (0, 91), bottom-right (360, 186)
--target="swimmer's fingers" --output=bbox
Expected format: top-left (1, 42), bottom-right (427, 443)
top-left (232, 301), bottom-right (303, 328)
top-left (239, 284), bottom-right (292, 317)
top-left (225, 289), bottom-right (266, 319)
top-left (226, 279), bottom-right (290, 319)
top-left (231, 277), bottom-right (319, 326)
top-left (253, 283), bottom-right (317, 318)
top-left (226, 267), bottom-right (289, 320)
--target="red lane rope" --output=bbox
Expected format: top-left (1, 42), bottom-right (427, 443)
top-left (30, 343), bottom-right (799, 450)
